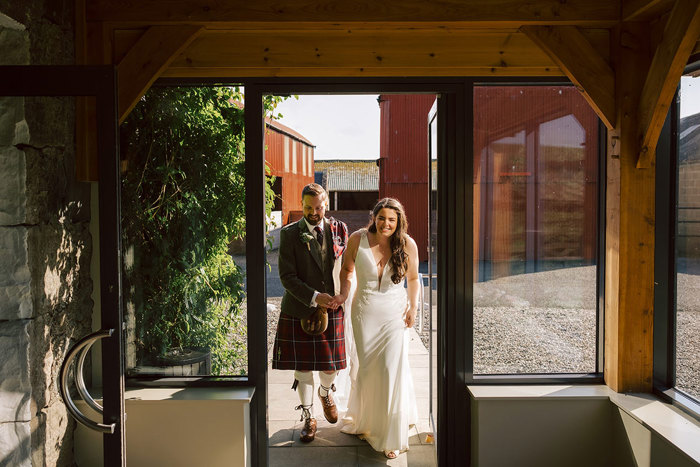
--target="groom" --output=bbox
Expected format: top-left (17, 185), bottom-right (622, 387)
top-left (272, 183), bottom-right (348, 443)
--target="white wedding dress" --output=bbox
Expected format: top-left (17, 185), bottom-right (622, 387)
top-left (340, 231), bottom-right (418, 453)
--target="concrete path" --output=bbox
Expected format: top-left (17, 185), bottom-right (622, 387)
top-left (268, 327), bottom-right (438, 466)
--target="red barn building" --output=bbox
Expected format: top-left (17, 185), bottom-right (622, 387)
top-left (378, 94), bottom-right (437, 262)
top-left (264, 118), bottom-right (315, 225)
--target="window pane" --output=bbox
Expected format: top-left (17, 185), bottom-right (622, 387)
top-left (121, 86), bottom-right (247, 377)
top-left (676, 75), bottom-right (700, 401)
top-left (473, 86), bottom-right (598, 374)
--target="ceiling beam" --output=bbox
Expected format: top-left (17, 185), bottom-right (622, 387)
top-left (117, 25), bottom-right (203, 123)
top-left (622, 0), bottom-right (669, 21)
top-left (521, 25), bottom-right (616, 128)
top-left (87, 0), bottom-right (619, 26)
top-left (152, 28), bottom-right (606, 77)
top-left (168, 28), bottom-right (557, 71)
top-left (637, 0), bottom-right (700, 168)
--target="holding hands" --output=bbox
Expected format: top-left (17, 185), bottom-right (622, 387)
top-left (305, 293), bottom-right (346, 333)
top-left (317, 292), bottom-right (347, 310)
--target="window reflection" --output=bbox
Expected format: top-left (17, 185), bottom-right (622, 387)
top-left (675, 76), bottom-right (700, 401)
top-left (473, 86), bottom-right (598, 375)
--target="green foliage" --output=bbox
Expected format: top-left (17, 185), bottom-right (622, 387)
top-left (121, 86), bottom-right (280, 375)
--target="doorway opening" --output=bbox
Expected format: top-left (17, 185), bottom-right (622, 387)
top-left (263, 92), bottom-right (439, 465)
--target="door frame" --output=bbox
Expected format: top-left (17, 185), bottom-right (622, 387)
top-left (0, 65), bottom-right (125, 466)
top-left (241, 78), bottom-right (469, 466)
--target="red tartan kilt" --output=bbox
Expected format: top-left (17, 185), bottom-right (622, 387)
top-left (272, 307), bottom-right (347, 371)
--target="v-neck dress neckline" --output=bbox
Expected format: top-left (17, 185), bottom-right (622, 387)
top-left (364, 231), bottom-right (390, 289)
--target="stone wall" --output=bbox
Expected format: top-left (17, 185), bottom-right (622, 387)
top-left (0, 3), bottom-right (93, 467)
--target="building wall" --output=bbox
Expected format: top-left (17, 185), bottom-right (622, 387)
top-left (0, 4), bottom-right (92, 466)
top-left (379, 95), bottom-right (437, 262)
top-left (264, 126), bottom-right (314, 225)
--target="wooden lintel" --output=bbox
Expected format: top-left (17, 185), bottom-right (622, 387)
top-left (637, 0), bottom-right (700, 168)
top-left (521, 25), bottom-right (616, 129)
top-left (117, 25), bottom-right (203, 123)
top-left (87, 0), bottom-right (619, 26)
top-left (622, 0), bottom-right (667, 21)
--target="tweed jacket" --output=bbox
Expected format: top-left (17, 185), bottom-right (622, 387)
top-left (278, 218), bottom-right (345, 320)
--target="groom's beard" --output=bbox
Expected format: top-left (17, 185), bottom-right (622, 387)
top-left (305, 213), bottom-right (322, 225)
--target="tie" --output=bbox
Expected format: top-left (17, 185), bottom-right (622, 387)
top-left (314, 226), bottom-right (323, 245)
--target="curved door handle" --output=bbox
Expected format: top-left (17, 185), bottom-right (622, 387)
top-left (59, 329), bottom-right (116, 433)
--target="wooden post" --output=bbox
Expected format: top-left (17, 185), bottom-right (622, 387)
top-left (605, 24), bottom-right (655, 392)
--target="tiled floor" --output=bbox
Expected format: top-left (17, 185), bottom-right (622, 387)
top-left (268, 328), bottom-right (438, 466)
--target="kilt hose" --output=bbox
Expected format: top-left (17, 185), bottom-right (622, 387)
top-left (272, 307), bottom-right (347, 371)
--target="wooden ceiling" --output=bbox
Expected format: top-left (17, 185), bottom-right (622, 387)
top-left (82, 0), bottom-right (658, 80)
top-left (77, 0), bottom-right (700, 175)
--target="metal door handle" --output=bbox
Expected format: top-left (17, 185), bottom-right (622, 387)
top-left (59, 329), bottom-right (116, 433)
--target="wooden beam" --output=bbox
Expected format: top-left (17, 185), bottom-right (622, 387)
top-left (637, 0), bottom-right (700, 168)
top-left (521, 25), bottom-right (616, 128)
top-left (117, 25), bottom-right (203, 123)
top-left (622, 0), bottom-right (670, 21)
top-left (605, 24), bottom-right (655, 393)
top-left (162, 66), bottom-right (564, 78)
top-left (75, 20), bottom-right (112, 181)
top-left (151, 28), bottom-right (575, 77)
top-left (87, 0), bottom-right (620, 26)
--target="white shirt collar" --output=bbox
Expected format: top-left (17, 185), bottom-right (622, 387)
top-left (303, 216), bottom-right (324, 233)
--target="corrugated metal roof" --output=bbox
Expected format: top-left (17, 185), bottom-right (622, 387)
top-left (315, 159), bottom-right (379, 192)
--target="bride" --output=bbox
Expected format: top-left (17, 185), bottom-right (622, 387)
top-left (332, 197), bottom-right (420, 459)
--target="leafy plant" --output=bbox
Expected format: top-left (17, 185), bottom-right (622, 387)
top-left (120, 86), bottom-right (281, 375)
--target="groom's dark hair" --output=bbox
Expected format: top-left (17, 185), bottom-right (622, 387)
top-left (302, 183), bottom-right (327, 200)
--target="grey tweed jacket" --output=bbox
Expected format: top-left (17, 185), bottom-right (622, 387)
top-left (278, 218), bottom-right (342, 320)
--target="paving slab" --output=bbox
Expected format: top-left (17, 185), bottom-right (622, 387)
top-left (268, 327), bottom-right (436, 466)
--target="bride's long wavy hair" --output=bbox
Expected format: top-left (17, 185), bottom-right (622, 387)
top-left (367, 198), bottom-right (409, 284)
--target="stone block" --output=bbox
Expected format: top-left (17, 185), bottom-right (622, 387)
top-left (14, 119), bottom-right (30, 145)
top-left (23, 145), bottom-right (90, 225)
top-left (0, 284), bottom-right (32, 320)
top-left (0, 146), bottom-right (27, 226)
top-left (24, 96), bottom-right (74, 148)
top-left (0, 225), bottom-right (32, 319)
top-left (0, 25), bottom-right (29, 65)
top-left (0, 96), bottom-right (25, 147)
top-left (0, 421), bottom-right (31, 467)
top-left (0, 226), bottom-right (30, 283)
top-left (0, 320), bottom-right (31, 423)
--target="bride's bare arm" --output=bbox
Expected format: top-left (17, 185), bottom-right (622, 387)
top-left (333, 231), bottom-right (361, 307)
top-left (404, 236), bottom-right (421, 328)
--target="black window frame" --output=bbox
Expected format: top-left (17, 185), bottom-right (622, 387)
top-left (467, 80), bottom-right (606, 385)
top-left (653, 57), bottom-right (700, 421)
top-left (118, 76), bottom-right (608, 467)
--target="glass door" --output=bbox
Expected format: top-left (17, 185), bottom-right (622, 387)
top-left (0, 65), bottom-right (126, 466)
top-left (427, 98), bottom-right (439, 458)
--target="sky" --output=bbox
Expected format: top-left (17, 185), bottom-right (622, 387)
top-left (271, 94), bottom-right (380, 160)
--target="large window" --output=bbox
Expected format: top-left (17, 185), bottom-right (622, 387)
top-left (472, 85), bottom-right (601, 375)
top-left (675, 74), bottom-right (700, 402)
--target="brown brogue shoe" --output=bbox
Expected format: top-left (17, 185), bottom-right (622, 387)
top-left (300, 417), bottom-right (317, 443)
top-left (318, 385), bottom-right (338, 424)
